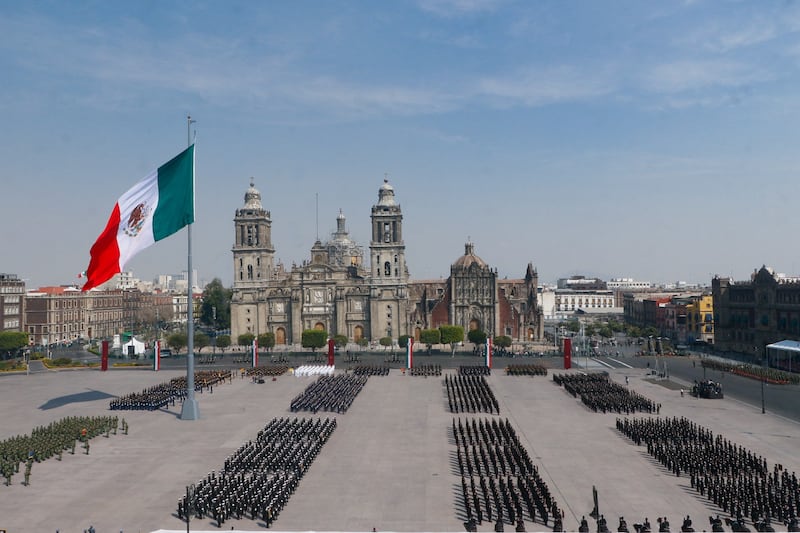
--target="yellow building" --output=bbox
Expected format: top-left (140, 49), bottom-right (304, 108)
top-left (686, 294), bottom-right (714, 345)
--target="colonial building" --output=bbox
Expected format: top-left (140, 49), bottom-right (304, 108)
top-left (0, 273), bottom-right (25, 332)
top-left (713, 266), bottom-right (800, 357)
top-left (230, 179), bottom-right (544, 345)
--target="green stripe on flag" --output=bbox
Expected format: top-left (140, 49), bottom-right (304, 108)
top-left (153, 144), bottom-right (194, 241)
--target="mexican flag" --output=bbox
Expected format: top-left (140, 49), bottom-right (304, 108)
top-left (82, 145), bottom-right (194, 291)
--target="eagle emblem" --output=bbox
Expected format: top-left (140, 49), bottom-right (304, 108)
top-left (123, 202), bottom-right (150, 237)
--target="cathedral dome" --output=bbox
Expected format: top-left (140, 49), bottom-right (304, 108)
top-left (377, 179), bottom-right (396, 206)
top-left (452, 241), bottom-right (488, 269)
top-left (244, 178), bottom-right (262, 209)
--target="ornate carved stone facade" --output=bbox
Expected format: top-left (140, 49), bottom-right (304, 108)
top-left (230, 179), bottom-right (544, 345)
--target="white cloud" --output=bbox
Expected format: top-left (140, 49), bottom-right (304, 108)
top-left (642, 60), bottom-right (769, 93)
top-left (474, 66), bottom-right (615, 107)
top-left (417, 0), bottom-right (505, 18)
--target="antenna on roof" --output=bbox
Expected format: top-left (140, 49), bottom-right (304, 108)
top-left (315, 192), bottom-right (319, 241)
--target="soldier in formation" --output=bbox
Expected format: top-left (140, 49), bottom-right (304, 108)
top-left (176, 417), bottom-right (336, 529)
top-left (446, 374), bottom-right (500, 414)
top-left (617, 416), bottom-right (800, 531)
top-left (289, 374), bottom-right (368, 414)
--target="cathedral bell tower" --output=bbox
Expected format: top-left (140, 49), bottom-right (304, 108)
top-left (369, 178), bottom-right (409, 341)
top-left (232, 178), bottom-right (275, 288)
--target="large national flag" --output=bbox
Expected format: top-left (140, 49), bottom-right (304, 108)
top-left (82, 145), bottom-right (195, 291)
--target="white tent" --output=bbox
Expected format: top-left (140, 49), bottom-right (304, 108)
top-left (122, 337), bottom-right (146, 356)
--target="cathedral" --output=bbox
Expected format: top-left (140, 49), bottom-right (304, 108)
top-left (230, 179), bottom-right (544, 346)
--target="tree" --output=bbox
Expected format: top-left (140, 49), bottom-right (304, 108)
top-left (237, 333), bottom-right (255, 348)
top-left (301, 329), bottom-right (327, 353)
top-left (467, 329), bottom-right (487, 347)
top-left (398, 334), bottom-right (410, 349)
top-left (357, 337), bottom-right (369, 348)
top-left (420, 328), bottom-right (441, 354)
top-left (565, 319), bottom-right (581, 333)
top-left (194, 332), bottom-right (210, 353)
top-left (258, 332), bottom-right (275, 352)
top-left (0, 331), bottom-right (29, 359)
top-left (216, 334), bottom-right (231, 353)
top-left (333, 334), bottom-right (348, 349)
top-left (167, 332), bottom-right (187, 354)
top-left (439, 325), bottom-right (464, 355)
top-left (493, 335), bottom-right (512, 350)
top-left (199, 278), bottom-right (232, 330)
top-left (379, 336), bottom-right (393, 351)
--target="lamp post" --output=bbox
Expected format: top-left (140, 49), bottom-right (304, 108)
top-left (212, 306), bottom-right (217, 360)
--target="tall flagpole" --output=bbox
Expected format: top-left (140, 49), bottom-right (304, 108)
top-left (181, 114), bottom-right (200, 420)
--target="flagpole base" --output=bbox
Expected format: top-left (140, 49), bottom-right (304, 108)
top-left (180, 399), bottom-right (200, 420)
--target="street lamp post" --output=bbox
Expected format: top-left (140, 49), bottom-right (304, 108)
top-left (760, 345), bottom-right (766, 414)
top-left (212, 306), bottom-right (217, 360)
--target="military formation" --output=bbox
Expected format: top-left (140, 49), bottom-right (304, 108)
top-left (505, 364), bottom-right (548, 376)
top-left (350, 364), bottom-right (391, 376)
top-left (109, 370), bottom-right (232, 410)
top-left (617, 416), bottom-right (800, 532)
top-left (409, 363), bottom-right (442, 376)
top-left (176, 416), bottom-right (336, 529)
top-left (553, 372), bottom-right (660, 414)
top-left (454, 417), bottom-right (563, 532)
top-left (1, 415), bottom-right (122, 486)
top-left (446, 374), bottom-right (500, 414)
top-left (289, 374), bottom-right (368, 413)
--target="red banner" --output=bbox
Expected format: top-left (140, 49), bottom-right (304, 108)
top-left (327, 338), bottom-right (335, 366)
top-left (563, 338), bottom-right (572, 370)
top-left (101, 340), bottom-right (109, 371)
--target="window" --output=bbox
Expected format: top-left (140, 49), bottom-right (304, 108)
top-left (384, 262), bottom-right (391, 276)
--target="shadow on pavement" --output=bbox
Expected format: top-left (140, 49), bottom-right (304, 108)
top-left (39, 389), bottom-right (116, 410)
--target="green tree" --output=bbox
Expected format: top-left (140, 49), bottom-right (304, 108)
top-left (167, 332), bottom-right (187, 354)
top-left (216, 334), bottom-right (231, 353)
top-left (333, 334), bottom-right (348, 349)
top-left (420, 328), bottom-right (441, 354)
top-left (301, 329), bottom-right (327, 353)
top-left (439, 325), bottom-right (465, 355)
top-left (258, 332), bottom-right (275, 351)
top-left (237, 333), bottom-right (255, 348)
top-left (493, 335), bottom-right (512, 349)
top-left (357, 337), bottom-right (369, 348)
top-left (467, 329), bottom-right (488, 347)
top-left (199, 278), bottom-right (232, 330)
top-left (194, 332), bottom-right (210, 352)
top-left (0, 331), bottom-right (29, 359)
top-left (565, 319), bottom-right (581, 333)
top-left (398, 334), bottom-right (410, 349)
top-left (379, 336), bottom-right (393, 351)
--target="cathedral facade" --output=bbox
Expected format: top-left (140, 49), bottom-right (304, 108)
top-left (230, 179), bottom-right (544, 346)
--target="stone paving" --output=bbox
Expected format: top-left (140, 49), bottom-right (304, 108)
top-left (0, 362), bottom-right (798, 533)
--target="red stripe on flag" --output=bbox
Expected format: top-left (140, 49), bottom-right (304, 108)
top-left (82, 203), bottom-right (123, 291)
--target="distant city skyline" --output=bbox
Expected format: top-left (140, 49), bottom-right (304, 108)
top-left (3, 1), bottom-right (800, 290)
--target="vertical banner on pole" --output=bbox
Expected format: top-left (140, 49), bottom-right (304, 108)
top-left (327, 339), bottom-right (335, 366)
top-left (252, 338), bottom-right (258, 368)
top-left (486, 337), bottom-right (493, 369)
top-left (154, 340), bottom-right (161, 371)
top-left (407, 337), bottom-right (413, 369)
top-left (564, 337), bottom-right (572, 370)
top-left (101, 340), bottom-right (109, 371)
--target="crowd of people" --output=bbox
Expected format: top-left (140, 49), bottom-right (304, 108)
top-left (289, 374), bottom-right (368, 413)
top-left (454, 417), bottom-right (563, 532)
top-left (616, 416), bottom-right (800, 531)
top-left (176, 416), bottom-right (336, 529)
top-left (446, 374), bottom-right (500, 414)
top-left (505, 364), bottom-right (548, 377)
top-left (109, 370), bottom-right (232, 410)
top-left (552, 373), bottom-right (660, 414)
top-left (1, 415), bottom-right (122, 486)
top-left (701, 360), bottom-right (800, 385)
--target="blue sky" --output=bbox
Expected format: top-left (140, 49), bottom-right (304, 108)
top-left (3, 0), bottom-right (800, 289)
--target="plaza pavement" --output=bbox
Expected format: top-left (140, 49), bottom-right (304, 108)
top-left (1, 360), bottom-right (799, 533)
